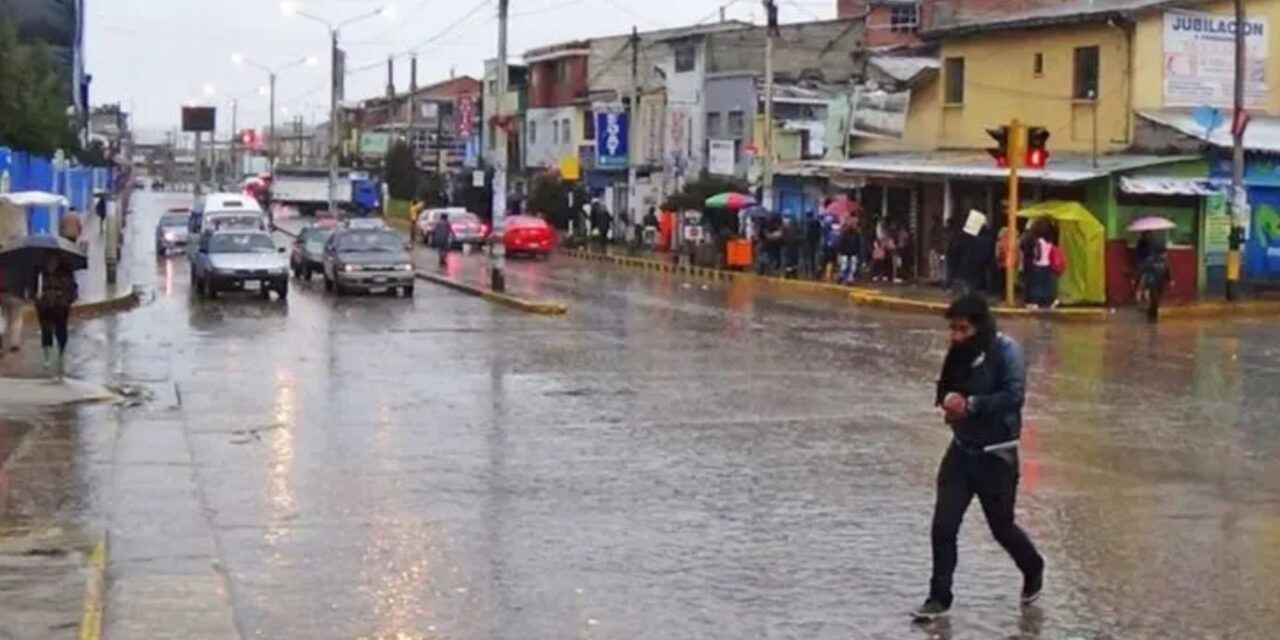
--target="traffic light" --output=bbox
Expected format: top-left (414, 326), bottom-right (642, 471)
top-left (1025, 126), bottom-right (1050, 169)
top-left (240, 129), bottom-right (262, 151)
top-left (986, 125), bottom-right (1010, 168)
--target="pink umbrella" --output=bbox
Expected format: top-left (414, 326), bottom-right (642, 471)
top-left (1127, 216), bottom-right (1176, 232)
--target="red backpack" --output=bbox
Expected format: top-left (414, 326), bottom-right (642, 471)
top-left (1048, 244), bottom-right (1066, 276)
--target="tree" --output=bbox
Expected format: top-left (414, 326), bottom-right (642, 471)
top-left (0, 17), bottom-right (76, 156)
top-left (528, 171), bottom-right (587, 230)
top-left (383, 139), bottom-right (417, 200)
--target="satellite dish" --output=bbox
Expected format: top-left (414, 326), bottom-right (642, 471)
top-left (1192, 106), bottom-right (1224, 137)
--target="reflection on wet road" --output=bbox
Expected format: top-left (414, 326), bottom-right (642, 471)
top-left (48, 194), bottom-right (1280, 638)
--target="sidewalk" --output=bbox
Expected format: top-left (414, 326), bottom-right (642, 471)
top-left (565, 246), bottom-right (1280, 321)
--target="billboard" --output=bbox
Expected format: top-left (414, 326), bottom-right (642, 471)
top-left (359, 131), bottom-right (391, 157)
top-left (595, 109), bottom-right (629, 171)
top-left (181, 106), bottom-right (216, 132)
top-left (707, 139), bottom-right (736, 176)
top-left (1164, 10), bottom-right (1269, 107)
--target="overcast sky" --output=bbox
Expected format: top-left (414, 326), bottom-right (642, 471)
top-left (87, 0), bottom-right (835, 138)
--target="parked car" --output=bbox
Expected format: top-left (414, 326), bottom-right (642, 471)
top-left (191, 229), bottom-right (289, 300)
top-left (290, 223), bottom-right (335, 280)
top-left (155, 210), bottom-right (192, 255)
top-left (322, 227), bottom-right (415, 297)
top-left (504, 215), bottom-right (556, 258)
top-left (414, 207), bottom-right (487, 247)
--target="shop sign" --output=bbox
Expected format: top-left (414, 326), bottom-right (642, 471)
top-left (1204, 192), bottom-right (1231, 265)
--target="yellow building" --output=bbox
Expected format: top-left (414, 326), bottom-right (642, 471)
top-left (807, 0), bottom-right (1280, 301)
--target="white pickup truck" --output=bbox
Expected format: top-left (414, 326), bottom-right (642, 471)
top-left (270, 169), bottom-right (354, 216)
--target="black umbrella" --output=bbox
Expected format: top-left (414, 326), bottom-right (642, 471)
top-left (0, 235), bottom-right (89, 272)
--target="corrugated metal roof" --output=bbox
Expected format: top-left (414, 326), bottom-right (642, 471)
top-left (868, 56), bottom-right (939, 84)
top-left (782, 151), bottom-right (1196, 184)
top-left (1139, 110), bottom-right (1280, 153)
top-left (925, 0), bottom-right (1204, 38)
top-left (1119, 176), bottom-right (1219, 195)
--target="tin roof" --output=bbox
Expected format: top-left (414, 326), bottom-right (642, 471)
top-left (1139, 110), bottom-right (1280, 154)
top-left (924, 0), bottom-right (1207, 38)
top-left (868, 56), bottom-right (939, 84)
top-left (786, 150), bottom-right (1196, 184)
top-left (1118, 176), bottom-right (1219, 195)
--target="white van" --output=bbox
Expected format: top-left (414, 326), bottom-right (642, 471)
top-left (187, 193), bottom-right (268, 259)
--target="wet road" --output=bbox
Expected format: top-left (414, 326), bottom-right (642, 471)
top-left (32, 193), bottom-right (1280, 638)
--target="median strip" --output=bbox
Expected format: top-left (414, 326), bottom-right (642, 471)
top-left (414, 271), bottom-right (567, 315)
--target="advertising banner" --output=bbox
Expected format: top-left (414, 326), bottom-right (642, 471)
top-left (358, 132), bottom-right (391, 157)
top-left (1164, 10), bottom-right (1269, 107)
top-left (707, 139), bottom-right (736, 176)
top-left (595, 109), bottom-right (629, 170)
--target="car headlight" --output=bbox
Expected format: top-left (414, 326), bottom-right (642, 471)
top-left (343, 264), bottom-right (358, 272)
top-left (397, 263), bottom-right (413, 271)
top-left (163, 231), bottom-right (177, 241)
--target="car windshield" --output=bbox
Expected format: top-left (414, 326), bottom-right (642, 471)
top-left (337, 230), bottom-right (401, 253)
top-left (209, 233), bottom-right (275, 254)
top-left (300, 228), bottom-right (333, 246)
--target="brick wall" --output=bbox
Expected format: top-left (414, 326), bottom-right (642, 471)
top-left (528, 57), bottom-right (589, 109)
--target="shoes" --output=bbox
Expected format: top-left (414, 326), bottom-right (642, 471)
top-left (911, 598), bottom-right (950, 622)
top-left (1021, 567), bottom-right (1044, 606)
top-left (42, 347), bottom-right (55, 375)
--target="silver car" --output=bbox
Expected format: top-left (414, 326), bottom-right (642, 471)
top-left (322, 228), bottom-right (415, 297)
top-left (192, 230), bottom-right (290, 300)
top-left (155, 211), bottom-right (191, 254)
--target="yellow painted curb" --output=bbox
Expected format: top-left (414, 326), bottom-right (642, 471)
top-left (415, 272), bottom-right (567, 315)
top-left (79, 540), bottom-right (106, 640)
top-left (20, 287), bottom-right (141, 324)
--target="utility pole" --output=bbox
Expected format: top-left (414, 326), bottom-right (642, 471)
top-left (230, 98), bottom-right (239, 180)
top-left (628, 26), bottom-right (640, 243)
top-left (762, 0), bottom-right (778, 211)
top-left (1004, 120), bottom-right (1026, 307)
top-left (1226, 0), bottom-right (1247, 301)
top-left (328, 28), bottom-right (340, 215)
top-left (491, 0), bottom-right (509, 291)
top-left (269, 72), bottom-right (278, 169)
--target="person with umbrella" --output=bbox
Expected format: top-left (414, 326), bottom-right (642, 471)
top-left (0, 247), bottom-right (36, 354)
top-left (0, 236), bottom-right (87, 376)
top-left (1138, 237), bottom-right (1172, 322)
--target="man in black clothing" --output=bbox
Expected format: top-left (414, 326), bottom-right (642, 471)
top-left (915, 295), bottom-right (1045, 621)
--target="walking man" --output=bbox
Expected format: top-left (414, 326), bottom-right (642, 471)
top-left (915, 294), bottom-right (1044, 621)
top-left (430, 213), bottom-right (454, 268)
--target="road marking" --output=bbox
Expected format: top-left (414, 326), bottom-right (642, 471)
top-left (79, 540), bottom-right (106, 640)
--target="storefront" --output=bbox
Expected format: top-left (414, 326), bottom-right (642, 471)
top-left (1209, 154), bottom-right (1280, 282)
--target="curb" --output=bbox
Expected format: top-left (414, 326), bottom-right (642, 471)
top-left (78, 539), bottom-right (106, 640)
top-left (415, 271), bottom-right (567, 315)
top-left (563, 249), bottom-right (1114, 321)
top-left (1159, 300), bottom-right (1280, 319)
top-left (20, 286), bottom-right (142, 324)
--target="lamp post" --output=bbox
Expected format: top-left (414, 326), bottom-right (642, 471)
top-left (232, 53), bottom-right (318, 169)
top-left (281, 1), bottom-right (396, 215)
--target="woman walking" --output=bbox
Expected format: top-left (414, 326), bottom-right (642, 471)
top-left (35, 254), bottom-right (77, 377)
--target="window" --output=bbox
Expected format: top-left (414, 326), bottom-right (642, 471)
top-left (1033, 52), bottom-right (1043, 77)
top-left (487, 80), bottom-right (497, 95)
top-left (706, 111), bottom-right (722, 138)
top-left (674, 42), bottom-right (696, 73)
top-left (727, 110), bottom-right (745, 138)
top-left (890, 3), bottom-right (920, 33)
top-left (584, 109), bottom-right (595, 140)
top-left (561, 118), bottom-right (572, 143)
top-left (944, 57), bottom-right (965, 104)
top-left (553, 60), bottom-right (568, 84)
top-left (1073, 46), bottom-right (1099, 100)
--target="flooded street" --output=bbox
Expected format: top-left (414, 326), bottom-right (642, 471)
top-left (4, 192), bottom-right (1280, 639)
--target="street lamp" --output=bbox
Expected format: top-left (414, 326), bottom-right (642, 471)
top-left (282, 1), bottom-right (396, 214)
top-left (231, 53), bottom-right (318, 168)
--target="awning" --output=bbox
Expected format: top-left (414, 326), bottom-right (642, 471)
top-left (783, 151), bottom-right (1197, 184)
top-left (1139, 110), bottom-right (1280, 154)
top-left (1118, 176), bottom-right (1220, 196)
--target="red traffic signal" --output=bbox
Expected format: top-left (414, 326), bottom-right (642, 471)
top-left (240, 129), bottom-right (262, 151)
top-left (1025, 126), bottom-right (1050, 169)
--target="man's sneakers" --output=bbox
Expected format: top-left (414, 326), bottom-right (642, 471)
top-left (911, 598), bottom-right (950, 622)
top-left (1021, 567), bottom-right (1044, 606)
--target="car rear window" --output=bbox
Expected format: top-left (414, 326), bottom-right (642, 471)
top-left (451, 213), bottom-right (480, 224)
top-left (336, 230), bottom-right (402, 252)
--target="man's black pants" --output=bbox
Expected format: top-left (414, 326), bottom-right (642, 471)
top-left (929, 442), bottom-right (1043, 605)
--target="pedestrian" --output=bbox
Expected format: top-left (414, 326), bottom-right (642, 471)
top-left (0, 254), bottom-right (36, 353)
top-left (431, 213), bottom-right (454, 268)
top-left (817, 210), bottom-right (840, 280)
top-left (993, 226), bottom-right (1010, 296)
top-left (642, 207), bottom-right (659, 247)
top-left (871, 224), bottom-right (892, 282)
top-left (804, 211), bottom-right (822, 277)
top-left (757, 214), bottom-right (784, 275)
top-left (915, 294), bottom-right (1045, 622)
top-left (835, 217), bottom-right (861, 285)
top-left (35, 254), bottom-right (77, 377)
top-left (95, 193), bottom-right (108, 230)
top-left (1138, 238), bottom-right (1172, 322)
top-left (1132, 231), bottom-right (1154, 301)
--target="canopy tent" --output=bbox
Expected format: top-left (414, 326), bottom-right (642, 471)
top-left (0, 191), bottom-right (70, 207)
top-left (1017, 201), bottom-right (1106, 305)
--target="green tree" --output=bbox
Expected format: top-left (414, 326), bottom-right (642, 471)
top-left (528, 171), bottom-right (587, 230)
top-left (384, 139), bottom-right (418, 200)
top-left (0, 17), bottom-right (76, 156)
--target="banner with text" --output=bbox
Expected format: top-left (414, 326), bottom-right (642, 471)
top-left (595, 109), bottom-right (630, 171)
top-left (1164, 10), bottom-right (1269, 107)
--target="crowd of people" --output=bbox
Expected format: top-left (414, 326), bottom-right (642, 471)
top-left (752, 203), bottom-right (917, 285)
top-left (943, 215), bottom-right (1067, 310)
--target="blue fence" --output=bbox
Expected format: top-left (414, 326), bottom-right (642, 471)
top-left (0, 146), bottom-right (108, 235)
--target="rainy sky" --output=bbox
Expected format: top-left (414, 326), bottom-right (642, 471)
top-left (86, 0), bottom-right (836, 136)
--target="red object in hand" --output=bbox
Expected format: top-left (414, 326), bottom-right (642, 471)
top-left (942, 393), bottom-right (967, 416)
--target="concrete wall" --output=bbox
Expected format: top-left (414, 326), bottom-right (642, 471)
top-left (524, 106), bottom-right (581, 169)
top-left (657, 38), bottom-right (707, 177)
top-left (704, 73), bottom-right (757, 177)
top-left (706, 19), bottom-right (864, 83)
top-left (528, 55), bottom-right (588, 109)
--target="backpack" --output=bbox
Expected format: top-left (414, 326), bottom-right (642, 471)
top-left (1048, 244), bottom-right (1066, 276)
